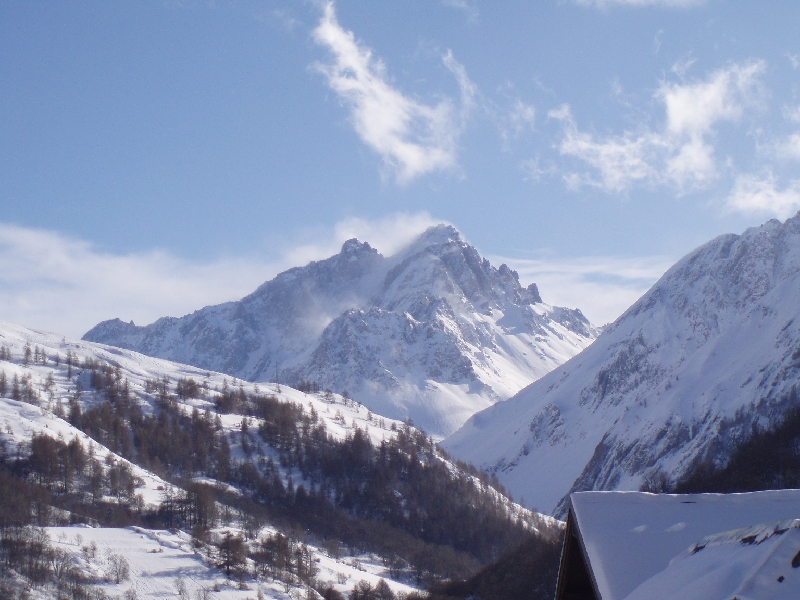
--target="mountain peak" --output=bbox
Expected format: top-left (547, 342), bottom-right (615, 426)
top-left (413, 224), bottom-right (463, 248)
top-left (83, 221), bottom-right (597, 438)
top-left (444, 212), bottom-right (800, 515)
top-left (340, 238), bottom-right (376, 255)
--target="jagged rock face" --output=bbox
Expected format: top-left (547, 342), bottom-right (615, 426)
top-left (443, 213), bottom-right (800, 516)
top-left (85, 239), bottom-right (384, 380)
top-left (84, 225), bottom-right (597, 437)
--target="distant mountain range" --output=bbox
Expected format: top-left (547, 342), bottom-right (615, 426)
top-left (443, 213), bottom-right (800, 515)
top-left (83, 225), bottom-right (598, 437)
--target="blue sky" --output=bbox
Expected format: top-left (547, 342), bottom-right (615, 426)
top-left (2, 0), bottom-right (799, 336)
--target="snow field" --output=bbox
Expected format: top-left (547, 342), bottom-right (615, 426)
top-left (39, 525), bottom-right (419, 600)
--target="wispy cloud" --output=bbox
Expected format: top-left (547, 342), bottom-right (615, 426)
top-left (492, 254), bottom-right (674, 325)
top-left (441, 0), bottom-right (479, 20)
top-left (499, 99), bottom-right (537, 144)
top-left (773, 134), bottom-right (800, 161)
top-left (281, 212), bottom-right (441, 267)
top-left (0, 214), bottom-right (440, 338)
top-left (520, 155), bottom-right (558, 182)
top-left (783, 105), bottom-right (800, 125)
top-left (549, 105), bottom-right (664, 192)
top-left (724, 174), bottom-right (800, 219)
top-left (771, 106), bottom-right (800, 162)
top-left (550, 61), bottom-right (765, 193)
top-left (312, 1), bottom-right (474, 183)
top-left (653, 30), bottom-right (663, 54)
top-left (0, 225), bottom-right (270, 339)
top-left (270, 8), bottom-right (300, 32)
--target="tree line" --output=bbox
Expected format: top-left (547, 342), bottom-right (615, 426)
top-left (0, 346), bottom-right (558, 598)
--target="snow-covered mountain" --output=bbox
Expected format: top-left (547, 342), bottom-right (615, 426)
top-left (443, 213), bottom-right (800, 516)
top-left (0, 321), bottom-right (420, 598)
top-left (0, 319), bottom-right (408, 454)
top-left (84, 225), bottom-right (598, 437)
top-left (0, 319), bottom-right (554, 598)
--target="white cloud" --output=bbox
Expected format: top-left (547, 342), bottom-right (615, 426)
top-left (774, 133), bottom-right (800, 161)
top-left (0, 214), bottom-right (439, 339)
top-left (575, 0), bottom-right (706, 7)
top-left (492, 254), bottom-right (674, 325)
top-left (549, 61), bottom-right (765, 192)
top-left (500, 99), bottom-right (537, 143)
top-left (548, 104), bottom-right (664, 192)
top-left (725, 174), bottom-right (800, 218)
top-left (664, 136), bottom-right (716, 187)
top-left (783, 105), bottom-right (800, 125)
top-left (312, 1), bottom-right (474, 183)
top-left (659, 60), bottom-right (764, 185)
top-left (0, 225), bottom-right (269, 339)
top-left (281, 212), bottom-right (441, 267)
top-left (659, 61), bottom-right (763, 136)
top-left (441, 0), bottom-right (479, 20)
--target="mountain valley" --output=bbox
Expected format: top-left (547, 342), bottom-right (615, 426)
top-left (7, 214), bottom-right (800, 598)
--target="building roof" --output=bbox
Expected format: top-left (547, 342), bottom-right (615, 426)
top-left (558, 489), bottom-right (800, 600)
top-left (625, 518), bottom-right (800, 600)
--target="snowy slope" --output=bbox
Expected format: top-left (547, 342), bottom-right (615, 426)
top-left (84, 225), bottom-right (598, 437)
top-left (625, 521), bottom-right (800, 600)
top-left (569, 490), bottom-right (800, 600)
top-left (0, 320), bottom-right (551, 598)
top-left (444, 213), bottom-right (800, 515)
top-left (0, 319), bottom-right (546, 525)
top-left (0, 320), bottom-right (406, 451)
top-left (0, 323), bottom-right (423, 597)
top-left (0, 398), bottom-right (175, 507)
top-left (35, 525), bottom-right (419, 600)
top-left (0, 318), bottom-right (409, 523)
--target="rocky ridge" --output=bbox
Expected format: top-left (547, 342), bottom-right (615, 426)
top-left (443, 213), bottom-right (800, 515)
top-left (84, 225), bottom-right (598, 437)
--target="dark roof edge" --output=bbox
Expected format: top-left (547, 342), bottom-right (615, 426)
top-left (554, 497), bottom-right (604, 600)
top-left (553, 506), bottom-right (573, 600)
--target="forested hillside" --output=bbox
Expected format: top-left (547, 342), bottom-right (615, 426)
top-left (0, 322), bottom-right (559, 599)
top-left (672, 386), bottom-right (800, 494)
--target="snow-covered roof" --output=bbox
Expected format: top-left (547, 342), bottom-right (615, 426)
top-left (567, 489), bottom-right (800, 600)
top-left (625, 518), bottom-right (800, 600)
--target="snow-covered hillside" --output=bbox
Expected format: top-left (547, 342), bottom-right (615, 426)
top-left (14, 525), bottom-right (420, 600)
top-left (0, 320), bottom-right (406, 452)
top-left (83, 225), bottom-right (598, 437)
top-left (444, 213), bottom-right (800, 516)
top-left (0, 319), bottom-right (543, 525)
top-left (0, 322), bottom-right (421, 598)
top-left (0, 319), bottom-right (553, 598)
